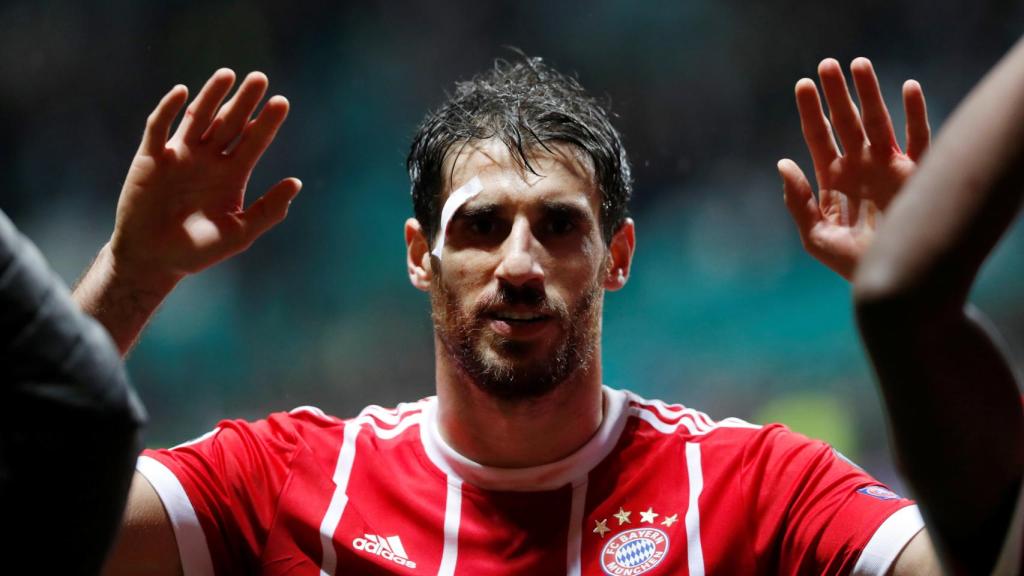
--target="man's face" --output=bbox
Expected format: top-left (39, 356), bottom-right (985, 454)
top-left (428, 140), bottom-right (610, 400)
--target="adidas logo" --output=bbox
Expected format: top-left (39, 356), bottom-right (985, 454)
top-left (352, 533), bottom-right (417, 569)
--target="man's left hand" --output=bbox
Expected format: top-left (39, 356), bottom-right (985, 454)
top-left (779, 57), bottom-right (929, 280)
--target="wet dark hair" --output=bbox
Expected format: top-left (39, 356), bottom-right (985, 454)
top-left (407, 54), bottom-right (632, 245)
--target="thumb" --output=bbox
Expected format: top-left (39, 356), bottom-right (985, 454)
top-left (778, 159), bottom-right (821, 238)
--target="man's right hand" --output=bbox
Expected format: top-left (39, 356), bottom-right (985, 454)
top-left (74, 69), bottom-right (300, 354)
top-left (112, 68), bottom-right (300, 287)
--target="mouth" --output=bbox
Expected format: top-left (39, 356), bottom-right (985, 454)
top-left (484, 309), bottom-right (554, 338)
top-left (490, 310), bottom-right (548, 322)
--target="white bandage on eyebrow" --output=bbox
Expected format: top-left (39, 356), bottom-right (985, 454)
top-left (431, 176), bottom-right (484, 260)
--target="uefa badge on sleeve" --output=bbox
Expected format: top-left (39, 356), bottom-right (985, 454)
top-left (857, 485), bottom-right (901, 501)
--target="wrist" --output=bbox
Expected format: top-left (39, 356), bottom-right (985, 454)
top-left (73, 242), bottom-right (182, 356)
top-left (103, 241), bottom-right (183, 297)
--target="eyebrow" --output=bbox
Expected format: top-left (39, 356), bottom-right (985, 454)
top-left (453, 202), bottom-right (502, 221)
top-left (539, 199), bottom-right (592, 222)
top-left (452, 198), bottom-right (593, 222)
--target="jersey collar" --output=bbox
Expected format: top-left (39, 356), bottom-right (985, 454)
top-left (419, 386), bottom-right (630, 491)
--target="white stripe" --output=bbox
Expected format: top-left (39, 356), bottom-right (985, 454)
top-left (317, 405), bottom-right (425, 575)
top-left (136, 456), bottom-right (215, 576)
top-left (634, 408), bottom-right (703, 435)
top-left (695, 410), bottom-right (717, 430)
top-left (365, 412), bottom-right (422, 440)
top-left (631, 406), bottom-right (759, 437)
top-left (645, 401), bottom-right (710, 432)
top-left (289, 405), bottom-right (331, 420)
top-left (852, 505), bottom-right (925, 576)
top-left (358, 401), bottom-right (424, 426)
top-left (566, 479), bottom-right (588, 576)
top-left (318, 421), bottom-right (363, 576)
top-left (627, 394), bottom-right (761, 435)
top-left (684, 443), bottom-right (706, 576)
top-left (438, 479), bottom-right (463, 576)
top-left (628, 395), bottom-right (721, 432)
top-left (644, 399), bottom-right (688, 418)
top-left (718, 417), bottom-right (760, 429)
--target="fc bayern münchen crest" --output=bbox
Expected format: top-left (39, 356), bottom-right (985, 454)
top-left (600, 527), bottom-right (670, 575)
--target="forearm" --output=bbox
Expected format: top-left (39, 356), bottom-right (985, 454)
top-left (857, 299), bottom-right (1022, 572)
top-left (853, 37), bottom-right (1024, 574)
top-left (856, 38), bottom-right (1024, 308)
top-left (73, 242), bottom-right (180, 356)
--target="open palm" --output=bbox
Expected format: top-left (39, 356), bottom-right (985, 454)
top-left (779, 57), bottom-right (929, 280)
top-left (111, 69), bottom-right (301, 284)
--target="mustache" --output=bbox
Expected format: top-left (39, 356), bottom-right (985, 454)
top-left (473, 283), bottom-right (568, 318)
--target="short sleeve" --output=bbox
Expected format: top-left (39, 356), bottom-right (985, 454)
top-left (742, 424), bottom-right (923, 576)
top-left (137, 413), bottom-right (305, 575)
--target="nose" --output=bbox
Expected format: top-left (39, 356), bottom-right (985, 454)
top-left (493, 217), bottom-right (545, 287)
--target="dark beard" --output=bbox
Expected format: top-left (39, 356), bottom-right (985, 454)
top-left (431, 272), bottom-right (602, 401)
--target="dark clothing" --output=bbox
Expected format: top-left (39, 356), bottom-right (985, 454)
top-left (0, 210), bottom-right (145, 574)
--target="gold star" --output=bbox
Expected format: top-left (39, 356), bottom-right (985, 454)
top-left (613, 507), bottom-right (632, 525)
top-left (661, 513), bottom-right (678, 527)
top-left (594, 518), bottom-right (611, 538)
top-left (640, 507), bottom-right (659, 524)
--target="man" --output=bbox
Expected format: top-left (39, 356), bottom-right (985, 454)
top-left (851, 38), bottom-right (1024, 575)
top-left (84, 60), bottom-right (939, 573)
top-left (0, 208), bottom-right (146, 573)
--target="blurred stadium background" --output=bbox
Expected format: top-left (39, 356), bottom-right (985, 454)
top-left (2, 0), bottom-right (1022, 491)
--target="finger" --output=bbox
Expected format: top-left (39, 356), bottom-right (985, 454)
top-left (850, 57), bottom-right (899, 153)
top-left (232, 95), bottom-right (290, 168)
top-left (238, 177), bottom-right (302, 246)
top-left (140, 85), bottom-right (188, 156)
top-left (903, 79), bottom-right (931, 161)
top-left (204, 71), bottom-right (269, 151)
top-left (818, 58), bottom-right (866, 153)
top-left (172, 68), bottom-right (237, 145)
top-left (795, 78), bottom-right (840, 180)
top-left (778, 159), bottom-right (822, 240)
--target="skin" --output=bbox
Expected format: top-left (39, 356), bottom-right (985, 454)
top-left (77, 69), bottom-right (300, 576)
top-left (88, 59), bottom-right (944, 572)
top-left (779, 57), bottom-right (929, 280)
top-left (779, 57), bottom-right (942, 575)
top-left (405, 140), bottom-right (635, 467)
top-left (853, 38), bottom-right (1024, 574)
top-left (75, 69), bottom-right (301, 356)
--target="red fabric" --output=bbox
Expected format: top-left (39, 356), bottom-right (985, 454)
top-left (143, 393), bottom-right (915, 575)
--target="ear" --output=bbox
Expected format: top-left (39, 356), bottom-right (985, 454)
top-left (603, 218), bottom-right (636, 291)
top-left (405, 218), bottom-right (433, 292)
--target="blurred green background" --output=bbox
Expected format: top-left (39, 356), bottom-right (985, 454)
top-left (3, 0), bottom-right (1022, 492)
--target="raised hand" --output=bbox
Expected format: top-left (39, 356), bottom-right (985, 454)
top-left (778, 58), bottom-right (929, 280)
top-left (73, 69), bottom-right (300, 354)
top-left (111, 69), bottom-right (301, 286)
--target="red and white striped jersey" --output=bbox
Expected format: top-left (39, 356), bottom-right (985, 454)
top-left (138, 387), bottom-right (923, 575)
